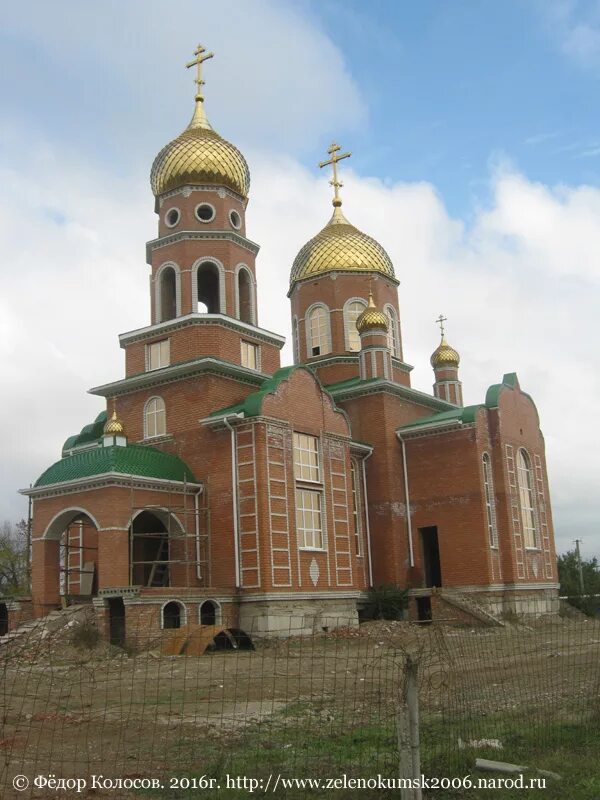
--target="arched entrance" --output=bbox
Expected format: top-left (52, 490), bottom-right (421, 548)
top-left (162, 600), bottom-right (184, 629)
top-left (0, 603), bottom-right (8, 636)
top-left (129, 510), bottom-right (184, 588)
top-left (200, 599), bottom-right (217, 626)
top-left (197, 261), bottom-right (221, 313)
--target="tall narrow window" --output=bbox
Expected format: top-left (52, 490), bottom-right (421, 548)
top-left (295, 489), bottom-right (323, 549)
top-left (241, 340), bottom-right (259, 370)
top-left (517, 449), bottom-right (538, 548)
top-left (147, 339), bottom-right (170, 371)
top-left (292, 317), bottom-right (299, 364)
top-left (237, 268), bottom-right (253, 323)
top-left (159, 267), bottom-right (177, 322)
top-left (293, 432), bottom-right (324, 550)
top-left (306, 305), bottom-right (330, 357)
top-left (145, 397), bottom-right (166, 438)
top-left (351, 460), bottom-right (362, 556)
top-left (344, 300), bottom-right (367, 352)
top-left (293, 433), bottom-right (320, 481)
top-left (197, 261), bottom-right (221, 313)
top-left (385, 306), bottom-right (400, 358)
top-left (482, 453), bottom-right (499, 548)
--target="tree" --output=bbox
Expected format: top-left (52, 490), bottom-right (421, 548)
top-left (0, 519), bottom-right (30, 596)
top-left (557, 549), bottom-right (600, 616)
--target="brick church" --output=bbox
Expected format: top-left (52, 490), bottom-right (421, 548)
top-left (15, 46), bottom-right (559, 641)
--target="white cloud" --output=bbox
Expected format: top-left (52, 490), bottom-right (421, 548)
top-left (538, 0), bottom-right (600, 70)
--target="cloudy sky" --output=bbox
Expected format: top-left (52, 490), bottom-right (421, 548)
top-left (1, 0), bottom-right (598, 557)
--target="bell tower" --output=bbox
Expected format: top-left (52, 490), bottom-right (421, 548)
top-left (118, 45), bottom-right (284, 381)
top-left (430, 315), bottom-right (463, 406)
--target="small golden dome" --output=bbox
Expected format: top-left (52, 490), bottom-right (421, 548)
top-left (356, 293), bottom-right (389, 334)
top-left (290, 206), bottom-right (395, 286)
top-left (104, 410), bottom-right (125, 436)
top-left (150, 100), bottom-right (250, 198)
top-left (430, 336), bottom-right (460, 369)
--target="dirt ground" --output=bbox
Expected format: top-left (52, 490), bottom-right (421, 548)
top-left (1, 616), bottom-right (599, 798)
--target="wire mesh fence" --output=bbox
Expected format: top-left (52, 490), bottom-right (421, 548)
top-left (1, 601), bottom-right (599, 799)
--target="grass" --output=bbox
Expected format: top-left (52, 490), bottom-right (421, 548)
top-left (137, 707), bottom-right (600, 799)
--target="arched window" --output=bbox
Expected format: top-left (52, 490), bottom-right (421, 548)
top-left (482, 453), bottom-right (498, 548)
top-left (144, 397), bottom-right (166, 438)
top-left (200, 600), bottom-right (219, 626)
top-left (306, 304), bottom-right (331, 357)
top-left (159, 266), bottom-right (177, 322)
top-left (196, 261), bottom-right (221, 313)
top-left (162, 601), bottom-right (186, 629)
top-left (517, 449), bottom-right (538, 548)
top-left (236, 266), bottom-right (254, 324)
top-left (384, 305), bottom-right (400, 358)
top-left (344, 299), bottom-right (367, 352)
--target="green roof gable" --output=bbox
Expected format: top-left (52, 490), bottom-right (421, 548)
top-left (210, 366), bottom-right (315, 419)
top-left (36, 444), bottom-right (196, 488)
top-left (62, 410), bottom-right (107, 455)
top-left (396, 404), bottom-right (481, 433)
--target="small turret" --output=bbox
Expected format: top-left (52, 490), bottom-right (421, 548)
top-left (103, 407), bottom-right (127, 447)
top-left (430, 315), bottom-right (463, 406)
top-left (356, 293), bottom-right (392, 380)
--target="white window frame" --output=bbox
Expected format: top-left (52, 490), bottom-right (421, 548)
top-left (146, 339), bottom-right (170, 371)
top-left (384, 304), bottom-right (400, 358)
top-left (305, 303), bottom-right (331, 357)
top-left (144, 396), bottom-right (166, 439)
top-left (293, 432), bottom-right (320, 482)
top-left (482, 452), bottom-right (499, 549)
top-left (344, 298), bottom-right (367, 352)
top-left (240, 340), bottom-right (260, 371)
top-left (295, 488), bottom-right (324, 550)
top-left (517, 448), bottom-right (539, 549)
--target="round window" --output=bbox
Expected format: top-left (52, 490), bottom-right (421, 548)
top-left (165, 208), bottom-right (180, 228)
top-left (229, 209), bottom-right (241, 229)
top-left (195, 203), bottom-right (216, 223)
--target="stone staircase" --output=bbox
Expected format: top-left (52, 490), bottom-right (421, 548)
top-left (437, 590), bottom-right (505, 627)
top-left (0, 604), bottom-right (95, 648)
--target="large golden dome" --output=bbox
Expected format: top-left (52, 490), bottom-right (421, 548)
top-left (290, 206), bottom-right (395, 287)
top-left (150, 100), bottom-right (250, 198)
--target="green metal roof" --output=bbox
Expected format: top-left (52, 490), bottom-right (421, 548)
top-left (36, 444), bottom-right (196, 487)
top-left (396, 404), bottom-right (481, 432)
top-left (209, 365), bottom-right (305, 419)
top-left (62, 410), bottom-right (107, 455)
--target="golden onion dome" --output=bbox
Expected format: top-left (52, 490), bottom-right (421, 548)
top-left (289, 206), bottom-right (395, 286)
top-left (104, 409), bottom-right (125, 436)
top-left (430, 336), bottom-right (460, 369)
top-left (150, 98), bottom-right (250, 198)
top-left (356, 293), bottom-right (389, 334)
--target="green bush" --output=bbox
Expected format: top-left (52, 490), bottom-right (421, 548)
top-left (362, 584), bottom-right (408, 621)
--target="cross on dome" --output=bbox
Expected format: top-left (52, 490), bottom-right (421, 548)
top-left (319, 142), bottom-right (351, 208)
top-left (186, 43), bottom-right (214, 102)
top-left (435, 313), bottom-right (447, 338)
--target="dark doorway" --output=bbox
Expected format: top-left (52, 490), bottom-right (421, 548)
top-left (108, 597), bottom-right (126, 647)
top-left (420, 526), bottom-right (442, 588)
top-left (416, 596), bottom-right (432, 623)
top-left (163, 601), bottom-right (182, 629)
top-left (200, 600), bottom-right (217, 626)
top-left (130, 511), bottom-right (170, 587)
top-left (0, 603), bottom-right (8, 636)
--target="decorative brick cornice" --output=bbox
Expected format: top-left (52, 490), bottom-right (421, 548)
top-left (330, 379), bottom-right (455, 412)
top-left (20, 472), bottom-right (203, 500)
top-left (118, 312), bottom-right (285, 349)
top-left (146, 229), bottom-right (260, 264)
top-left (89, 356), bottom-right (269, 398)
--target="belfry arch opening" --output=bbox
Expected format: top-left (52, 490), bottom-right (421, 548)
top-left (197, 261), bottom-right (220, 314)
top-left (159, 266), bottom-right (177, 322)
top-left (237, 268), bottom-right (253, 324)
top-left (130, 510), bottom-right (179, 588)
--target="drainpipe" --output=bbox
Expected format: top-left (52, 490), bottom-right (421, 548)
top-left (223, 414), bottom-right (244, 588)
top-left (397, 433), bottom-right (415, 568)
top-left (361, 449), bottom-right (374, 588)
top-left (194, 487), bottom-right (203, 582)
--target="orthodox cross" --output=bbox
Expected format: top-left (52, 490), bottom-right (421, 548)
top-left (186, 44), bottom-right (214, 101)
top-left (435, 314), bottom-right (447, 337)
top-left (319, 142), bottom-right (351, 206)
